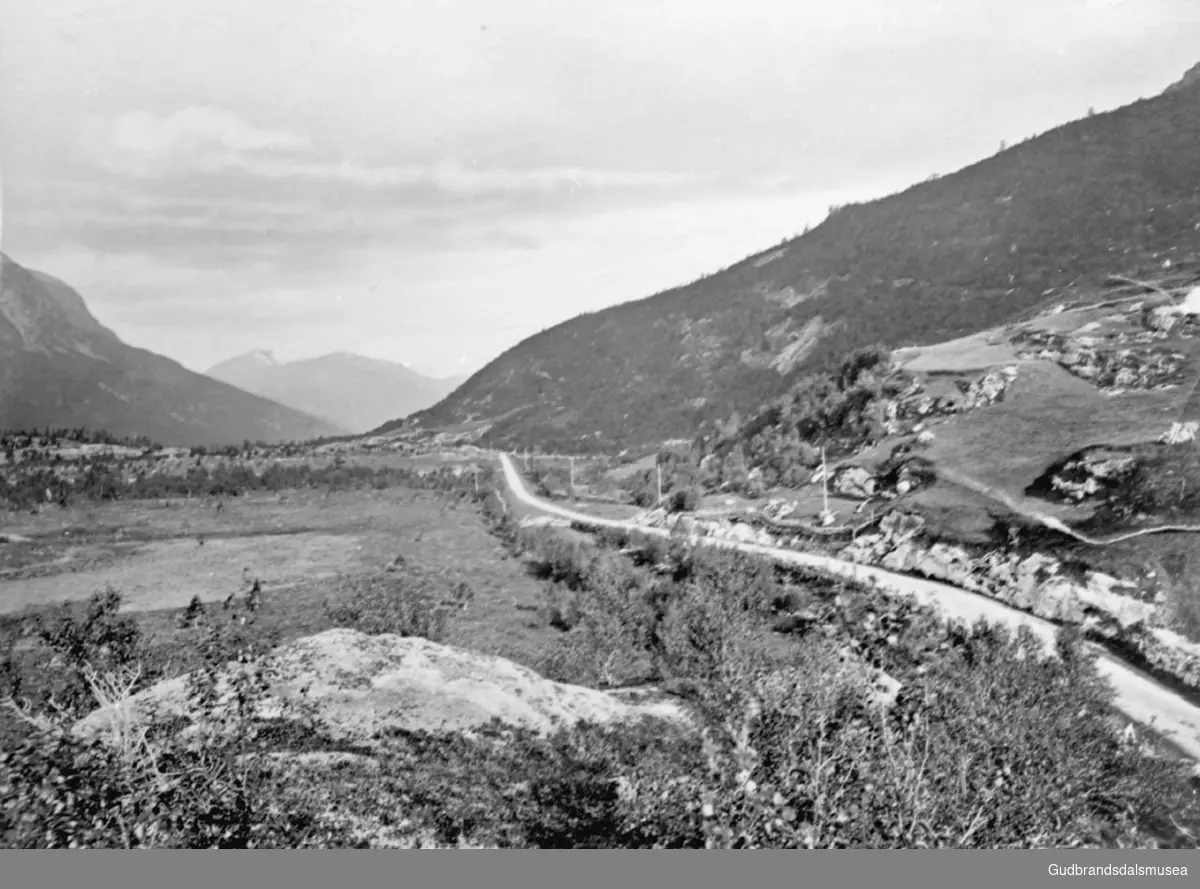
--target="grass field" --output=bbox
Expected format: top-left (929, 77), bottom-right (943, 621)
top-left (0, 485), bottom-right (557, 670)
top-left (893, 330), bottom-right (1018, 373)
top-left (5, 467), bottom-right (1200, 848)
top-left (921, 360), bottom-right (1187, 502)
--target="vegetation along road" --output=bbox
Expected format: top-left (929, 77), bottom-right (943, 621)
top-left (494, 453), bottom-right (1200, 766)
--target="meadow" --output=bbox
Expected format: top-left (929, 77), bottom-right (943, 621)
top-left (2, 456), bottom-right (1199, 848)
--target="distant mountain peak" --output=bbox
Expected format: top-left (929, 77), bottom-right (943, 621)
top-left (205, 348), bottom-right (463, 433)
top-left (0, 254), bottom-right (342, 445)
top-left (205, 349), bottom-right (281, 376)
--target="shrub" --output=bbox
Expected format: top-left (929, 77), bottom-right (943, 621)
top-left (322, 575), bottom-right (451, 642)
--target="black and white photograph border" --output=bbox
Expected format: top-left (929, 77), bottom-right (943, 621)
top-left (1, 0), bottom-right (1199, 875)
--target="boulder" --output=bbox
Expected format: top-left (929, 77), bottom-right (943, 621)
top-left (914, 543), bottom-right (973, 587)
top-left (755, 528), bottom-right (778, 547)
top-left (1074, 573), bottom-right (1158, 632)
top-left (971, 371), bottom-right (1008, 406)
top-left (1149, 306), bottom-right (1180, 332)
top-left (636, 507), bottom-right (669, 528)
top-left (674, 515), bottom-right (699, 536)
top-left (75, 630), bottom-right (691, 750)
top-left (842, 534), bottom-right (885, 564)
top-left (1142, 628), bottom-right (1200, 689)
top-left (772, 610), bottom-right (821, 636)
top-left (722, 523), bottom-right (759, 544)
top-left (880, 542), bottom-right (917, 573)
top-left (834, 467), bottom-right (875, 498)
top-left (519, 515), bottom-right (572, 530)
top-left (913, 396), bottom-right (936, 417)
top-left (1161, 421), bottom-right (1199, 444)
top-left (879, 511), bottom-right (925, 544)
top-left (1034, 580), bottom-right (1085, 624)
top-left (866, 670), bottom-right (903, 710)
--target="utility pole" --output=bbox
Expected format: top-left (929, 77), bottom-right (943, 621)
top-left (821, 446), bottom-right (829, 515)
top-left (569, 456), bottom-right (575, 493)
top-left (819, 445), bottom-right (834, 526)
top-left (656, 461), bottom-right (663, 505)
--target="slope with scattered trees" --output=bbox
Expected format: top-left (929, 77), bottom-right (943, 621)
top-left (388, 71), bottom-right (1200, 454)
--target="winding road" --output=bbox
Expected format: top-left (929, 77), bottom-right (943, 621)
top-left (495, 453), bottom-right (1200, 765)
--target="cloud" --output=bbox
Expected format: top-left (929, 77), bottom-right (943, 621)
top-left (219, 155), bottom-right (711, 194)
top-left (96, 107), bottom-right (710, 199)
top-left (99, 107), bottom-right (313, 176)
top-left (6, 0), bottom-right (1200, 380)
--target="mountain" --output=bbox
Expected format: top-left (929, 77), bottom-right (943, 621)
top-left (1165, 61), bottom-right (1200, 95)
top-left (206, 351), bottom-right (461, 433)
top-left (385, 63), bottom-right (1200, 453)
top-left (0, 254), bottom-right (344, 446)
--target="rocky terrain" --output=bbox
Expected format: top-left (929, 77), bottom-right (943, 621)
top-left (627, 503), bottom-right (1200, 691)
top-left (838, 513), bottom-right (1200, 687)
top-left (75, 629), bottom-right (692, 750)
top-left (1012, 324), bottom-right (1192, 393)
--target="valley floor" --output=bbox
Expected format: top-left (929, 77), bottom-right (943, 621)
top-left (0, 486), bottom-right (555, 668)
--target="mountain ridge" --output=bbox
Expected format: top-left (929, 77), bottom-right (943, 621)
top-left (0, 253), bottom-right (344, 446)
top-left (384, 63), bottom-right (1200, 453)
top-left (206, 350), bottom-right (464, 434)
top-left (1165, 60), bottom-right (1200, 95)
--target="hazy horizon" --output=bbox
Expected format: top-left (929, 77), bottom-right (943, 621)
top-left (4, 0), bottom-right (1199, 378)
top-left (202, 346), bottom-right (471, 381)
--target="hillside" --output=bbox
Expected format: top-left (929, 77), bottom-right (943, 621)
top-left (390, 65), bottom-right (1200, 453)
top-left (206, 351), bottom-right (462, 434)
top-left (0, 254), bottom-right (344, 446)
top-left (1166, 61), bottom-right (1200, 95)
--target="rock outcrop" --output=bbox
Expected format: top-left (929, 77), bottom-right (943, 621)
top-left (1161, 421), bottom-right (1199, 445)
top-left (1012, 329), bottom-right (1187, 392)
top-left (633, 503), bottom-right (1200, 691)
top-left (838, 511), bottom-right (1200, 690)
top-left (1041, 449), bottom-right (1136, 503)
top-left (76, 629), bottom-right (691, 749)
top-left (881, 368), bottom-right (1017, 437)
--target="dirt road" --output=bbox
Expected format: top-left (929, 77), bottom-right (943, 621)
top-left (496, 453), bottom-right (1200, 764)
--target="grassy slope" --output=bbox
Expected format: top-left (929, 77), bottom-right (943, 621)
top-left (392, 79), bottom-right (1200, 452)
top-left (921, 360), bottom-right (1188, 498)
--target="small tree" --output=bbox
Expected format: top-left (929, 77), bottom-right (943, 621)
top-left (179, 595), bottom-right (206, 629)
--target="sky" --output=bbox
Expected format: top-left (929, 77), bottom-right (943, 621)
top-left (2, 0), bottom-right (1198, 378)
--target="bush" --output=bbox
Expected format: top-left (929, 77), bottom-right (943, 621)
top-left (0, 589), bottom-right (357, 848)
top-left (322, 575), bottom-right (456, 642)
top-left (667, 487), bottom-right (700, 513)
top-left (504, 526), bottom-right (1200, 848)
top-left (5, 510), bottom-right (1199, 848)
top-left (1105, 443), bottom-right (1200, 520)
